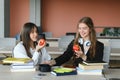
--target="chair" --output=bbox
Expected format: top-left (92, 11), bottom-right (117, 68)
top-left (98, 39), bottom-right (111, 68)
top-left (110, 39), bottom-right (120, 56)
top-left (58, 35), bottom-right (74, 51)
top-left (14, 34), bottom-right (21, 44)
top-left (15, 34), bottom-right (20, 41)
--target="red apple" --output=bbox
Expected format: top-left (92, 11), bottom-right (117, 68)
top-left (39, 39), bottom-right (45, 46)
top-left (73, 44), bottom-right (80, 51)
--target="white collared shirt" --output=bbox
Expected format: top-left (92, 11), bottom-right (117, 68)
top-left (13, 41), bottom-right (51, 65)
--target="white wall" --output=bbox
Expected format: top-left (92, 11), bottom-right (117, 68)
top-left (30, 0), bottom-right (41, 26)
top-left (0, 0), bottom-right (4, 37)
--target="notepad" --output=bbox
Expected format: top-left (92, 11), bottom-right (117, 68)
top-left (51, 68), bottom-right (77, 76)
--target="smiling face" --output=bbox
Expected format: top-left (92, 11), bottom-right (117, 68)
top-left (78, 23), bottom-right (90, 40)
top-left (30, 27), bottom-right (38, 42)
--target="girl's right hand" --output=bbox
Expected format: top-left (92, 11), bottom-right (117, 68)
top-left (35, 39), bottom-right (46, 52)
top-left (74, 50), bottom-right (84, 58)
top-left (74, 49), bottom-right (87, 61)
top-left (73, 45), bottom-right (84, 58)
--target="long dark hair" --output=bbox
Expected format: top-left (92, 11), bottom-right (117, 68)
top-left (20, 22), bottom-right (39, 58)
top-left (74, 17), bottom-right (97, 58)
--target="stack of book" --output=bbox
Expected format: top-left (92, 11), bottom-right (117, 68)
top-left (77, 61), bottom-right (107, 75)
top-left (2, 57), bottom-right (36, 72)
top-left (10, 61), bottom-right (36, 72)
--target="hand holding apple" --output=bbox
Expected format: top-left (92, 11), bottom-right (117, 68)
top-left (73, 44), bottom-right (80, 51)
top-left (73, 44), bottom-right (86, 59)
top-left (36, 39), bottom-right (46, 52)
top-left (39, 39), bottom-right (45, 46)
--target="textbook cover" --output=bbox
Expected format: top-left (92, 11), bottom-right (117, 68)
top-left (51, 68), bottom-right (77, 76)
top-left (2, 57), bottom-right (32, 64)
top-left (83, 61), bottom-right (107, 66)
top-left (78, 63), bottom-right (103, 70)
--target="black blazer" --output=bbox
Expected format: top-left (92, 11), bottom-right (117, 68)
top-left (54, 40), bottom-right (104, 66)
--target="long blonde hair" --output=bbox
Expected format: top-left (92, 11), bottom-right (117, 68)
top-left (74, 17), bottom-right (97, 58)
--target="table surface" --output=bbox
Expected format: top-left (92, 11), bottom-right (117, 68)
top-left (103, 68), bottom-right (120, 79)
top-left (0, 64), bottom-right (108, 80)
top-left (46, 47), bottom-right (64, 54)
top-left (0, 46), bottom-right (63, 54)
top-left (0, 64), bottom-right (120, 80)
top-left (0, 46), bottom-right (13, 54)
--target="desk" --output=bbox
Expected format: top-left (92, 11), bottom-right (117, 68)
top-left (0, 46), bottom-right (13, 54)
top-left (0, 46), bottom-right (13, 58)
top-left (46, 38), bottom-right (59, 47)
top-left (0, 46), bottom-right (63, 55)
top-left (104, 68), bottom-right (120, 80)
top-left (111, 48), bottom-right (120, 56)
top-left (46, 47), bottom-right (64, 55)
top-left (0, 64), bottom-right (108, 80)
top-left (46, 47), bottom-right (64, 58)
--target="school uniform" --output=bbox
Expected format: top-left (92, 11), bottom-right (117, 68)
top-left (54, 40), bottom-right (104, 66)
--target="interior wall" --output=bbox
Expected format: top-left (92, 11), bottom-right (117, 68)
top-left (0, 0), bottom-right (4, 37)
top-left (10, 0), bottom-right (30, 37)
top-left (41, 0), bottom-right (120, 37)
top-left (4, 0), bottom-right (10, 37)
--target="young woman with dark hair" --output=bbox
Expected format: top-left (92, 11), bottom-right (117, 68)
top-left (13, 22), bottom-right (51, 65)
